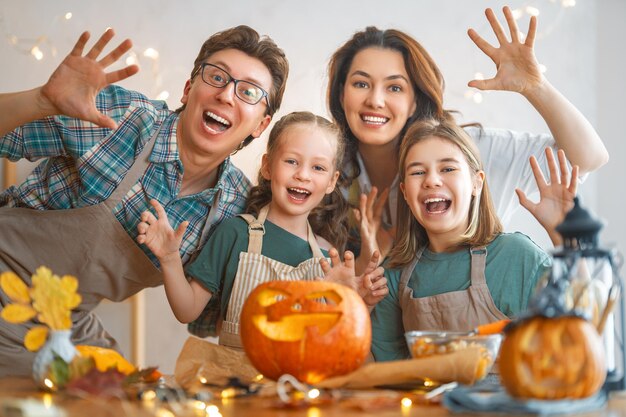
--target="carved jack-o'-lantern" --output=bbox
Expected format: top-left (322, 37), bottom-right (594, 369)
top-left (240, 280), bottom-right (371, 384)
top-left (499, 316), bottom-right (606, 399)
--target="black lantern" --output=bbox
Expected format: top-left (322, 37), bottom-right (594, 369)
top-left (535, 197), bottom-right (625, 391)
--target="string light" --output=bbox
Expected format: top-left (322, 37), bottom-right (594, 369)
top-left (64, 12), bottom-right (72, 20)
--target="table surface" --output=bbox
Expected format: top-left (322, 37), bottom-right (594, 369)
top-left (1, 377), bottom-right (626, 417)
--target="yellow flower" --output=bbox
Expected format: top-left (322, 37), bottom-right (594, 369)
top-left (0, 267), bottom-right (82, 351)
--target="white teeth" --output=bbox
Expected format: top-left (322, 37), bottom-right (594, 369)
top-left (424, 197), bottom-right (448, 204)
top-left (204, 111), bottom-right (231, 126)
top-left (288, 187), bottom-right (311, 195)
top-left (361, 115), bottom-right (388, 124)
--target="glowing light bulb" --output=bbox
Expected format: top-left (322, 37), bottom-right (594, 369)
top-left (512, 8), bottom-right (523, 19)
top-left (307, 389), bottom-right (320, 399)
top-left (43, 378), bottom-right (54, 389)
top-left (64, 12), bottom-right (72, 20)
top-left (401, 397), bottom-right (413, 407)
top-left (539, 64), bottom-right (547, 73)
top-left (143, 48), bottom-right (159, 59)
top-left (126, 55), bottom-right (138, 66)
top-left (474, 72), bottom-right (484, 80)
top-left (31, 46), bottom-right (43, 61)
top-left (525, 6), bottom-right (540, 16)
top-left (472, 92), bottom-right (483, 104)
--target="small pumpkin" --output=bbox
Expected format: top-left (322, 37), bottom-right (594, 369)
top-left (240, 280), bottom-right (371, 384)
top-left (499, 315), bottom-right (606, 399)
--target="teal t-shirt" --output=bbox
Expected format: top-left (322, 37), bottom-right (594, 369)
top-left (186, 216), bottom-right (329, 319)
top-left (371, 232), bottom-right (552, 361)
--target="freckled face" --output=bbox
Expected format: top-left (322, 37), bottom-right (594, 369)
top-left (340, 47), bottom-right (417, 150)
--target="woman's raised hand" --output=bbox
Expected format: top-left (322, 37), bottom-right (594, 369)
top-left (136, 199), bottom-right (188, 263)
top-left (40, 29), bottom-right (139, 129)
top-left (467, 6), bottom-right (543, 95)
top-left (516, 148), bottom-right (578, 246)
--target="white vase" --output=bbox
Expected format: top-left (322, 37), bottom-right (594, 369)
top-left (32, 329), bottom-right (77, 388)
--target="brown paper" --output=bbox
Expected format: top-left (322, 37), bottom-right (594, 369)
top-left (316, 346), bottom-right (484, 389)
top-left (174, 336), bottom-right (260, 389)
top-left (174, 336), bottom-right (484, 391)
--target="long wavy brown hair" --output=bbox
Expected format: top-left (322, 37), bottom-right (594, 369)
top-left (327, 26), bottom-right (453, 187)
top-left (246, 111), bottom-right (349, 251)
top-left (387, 119), bottom-right (502, 268)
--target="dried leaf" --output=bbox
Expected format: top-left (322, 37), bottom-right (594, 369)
top-left (66, 368), bottom-right (127, 398)
top-left (1, 303), bottom-right (37, 323)
top-left (0, 271), bottom-right (31, 304)
top-left (69, 355), bottom-right (97, 380)
top-left (76, 345), bottom-right (136, 375)
top-left (24, 326), bottom-right (48, 351)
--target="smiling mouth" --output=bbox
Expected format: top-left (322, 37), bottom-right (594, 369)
top-left (203, 111), bottom-right (231, 132)
top-left (288, 187), bottom-right (311, 201)
top-left (424, 197), bottom-right (451, 214)
top-left (361, 115), bottom-right (389, 125)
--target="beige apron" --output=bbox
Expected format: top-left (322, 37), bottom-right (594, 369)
top-left (0, 123), bottom-right (207, 377)
top-left (400, 246), bottom-right (509, 332)
top-left (219, 205), bottom-right (326, 349)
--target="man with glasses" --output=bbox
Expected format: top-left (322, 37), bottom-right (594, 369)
top-left (0, 26), bottom-right (288, 376)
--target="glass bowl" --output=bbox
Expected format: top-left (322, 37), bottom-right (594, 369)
top-left (405, 331), bottom-right (503, 379)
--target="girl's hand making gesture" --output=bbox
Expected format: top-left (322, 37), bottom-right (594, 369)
top-left (320, 249), bottom-right (388, 308)
top-left (467, 6), bottom-right (543, 95)
top-left (516, 148), bottom-right (579, 247)
top-left (136, 199), bottom-right (189, 264)
top-left (354, 186), bottom-right (394, 274)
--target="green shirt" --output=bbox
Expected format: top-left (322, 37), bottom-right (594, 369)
top-left (186, 216), bottom-right (329, 319)
top-left (371, 233), bottom-right (552, 361)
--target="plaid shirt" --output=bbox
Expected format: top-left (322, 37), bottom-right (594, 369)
top-left (0, 85), bottom-right (251, 269)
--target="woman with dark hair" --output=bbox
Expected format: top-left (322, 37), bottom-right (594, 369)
top-left (327, 6), bottom-right (608, 270)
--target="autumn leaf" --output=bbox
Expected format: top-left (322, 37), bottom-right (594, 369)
top-left (0, 271), bottom-right (31, 304)
top-left (1, 303), bottom-right (37, 324)
top-left (24, 326), bottom-right (48, 351)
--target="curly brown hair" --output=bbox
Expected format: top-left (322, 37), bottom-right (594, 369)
top-left (246, 111), bottom-right (349, 251)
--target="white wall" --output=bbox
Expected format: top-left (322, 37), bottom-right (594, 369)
top-left (1, 0), bottom-right (620, 374)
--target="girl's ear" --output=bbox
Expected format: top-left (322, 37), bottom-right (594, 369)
top-left (472, 171), bottom-right (485, 196)
top-left (260, 154), bottom-right (271, 180)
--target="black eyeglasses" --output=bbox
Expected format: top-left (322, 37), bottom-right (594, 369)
top-left (192, 63), bottom-right (271, 109)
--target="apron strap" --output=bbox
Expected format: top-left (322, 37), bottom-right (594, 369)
top-left (399, 246), bottom-right (425, 290)
top-left (240, 204), bottom-right (324, 257)
top-left (103, 120), bottom-right (164, 209)
top-left (469, 246), bottom-right (488, 285)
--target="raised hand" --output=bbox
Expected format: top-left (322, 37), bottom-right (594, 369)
top-left (40, 29), bottom-right (139, 129)
top-left (136, 199), bottom-right (189, 262)
top-left (467, 6), bottom-right (543, 95)
top-left (516, 148), bottom-right (578, 246)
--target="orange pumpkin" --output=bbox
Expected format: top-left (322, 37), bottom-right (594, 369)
top-left (240, 280), bottom-right (371, 384)
top-left (499, 316), bottom-right (606, 399)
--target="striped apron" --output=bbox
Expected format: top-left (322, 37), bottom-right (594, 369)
top-left (219, 205), bottom-right (326, 349)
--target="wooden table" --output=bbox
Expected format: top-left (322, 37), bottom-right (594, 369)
top-left (2, 377), bottom-right (626, 417)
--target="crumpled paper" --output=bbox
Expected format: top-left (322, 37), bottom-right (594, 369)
top-left (174, 336), bottom-right (485, 391)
